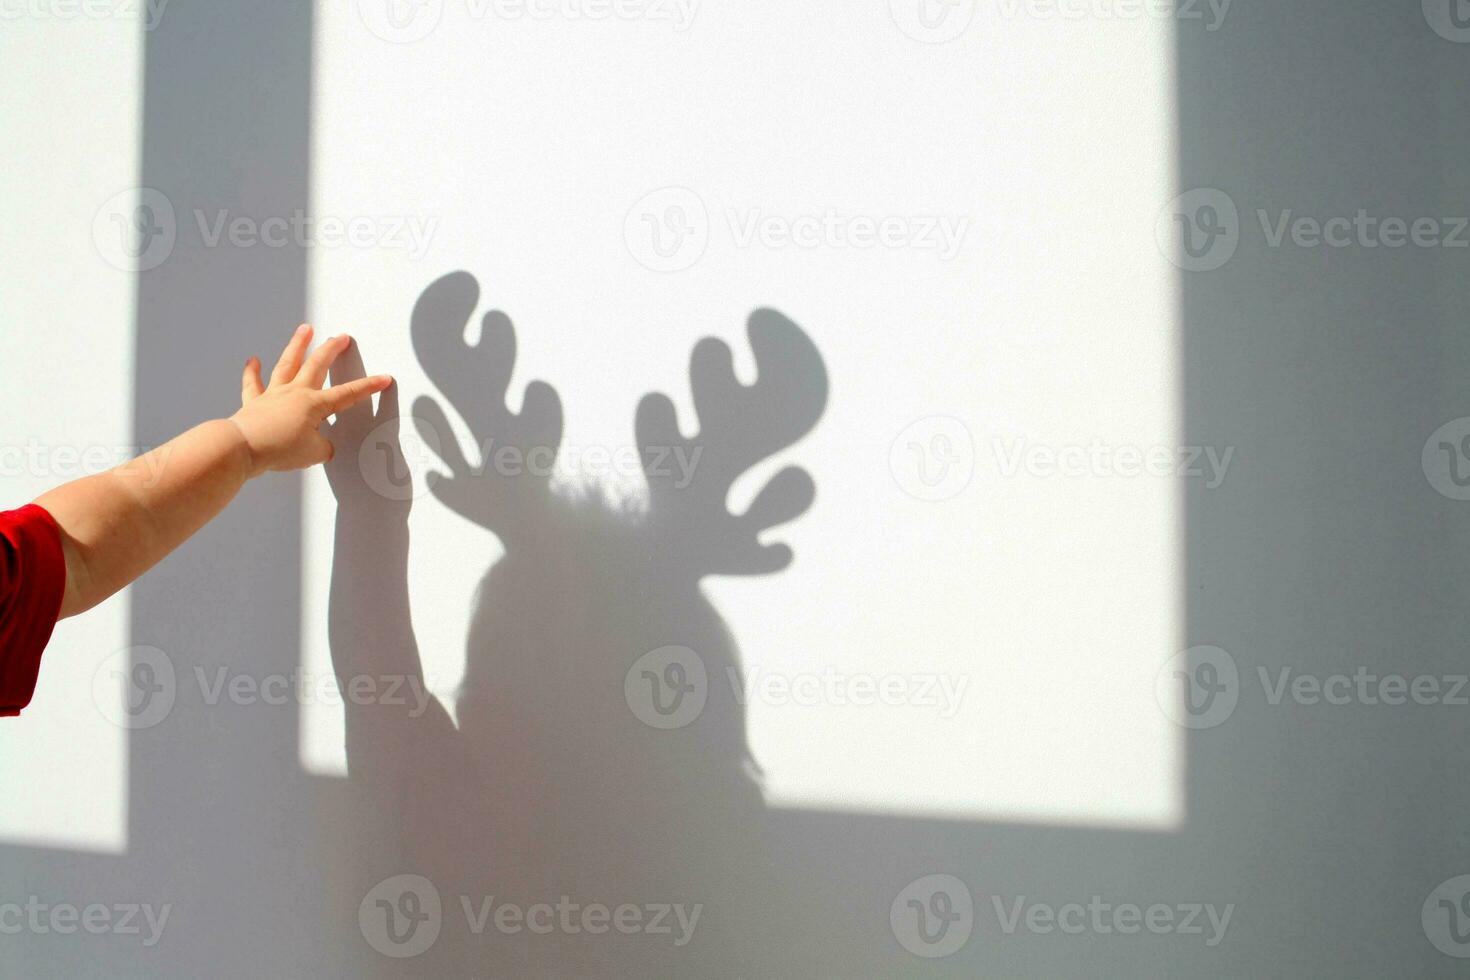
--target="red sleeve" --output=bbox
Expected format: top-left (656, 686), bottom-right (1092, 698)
top-left (0, 504), bottom-right (67, 717)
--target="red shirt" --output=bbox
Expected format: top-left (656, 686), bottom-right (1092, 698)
top-left (0, 504), bottom-right (66, 716)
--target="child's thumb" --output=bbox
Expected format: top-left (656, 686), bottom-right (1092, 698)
top-left (310, 433), bottom-right (336, 467)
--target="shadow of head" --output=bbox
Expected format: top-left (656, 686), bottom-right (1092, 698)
top-left (408, 268), bottom-right (828, 821)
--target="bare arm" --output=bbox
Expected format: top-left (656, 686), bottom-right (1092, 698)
top-left (36, 324), bottom-right (392, 618)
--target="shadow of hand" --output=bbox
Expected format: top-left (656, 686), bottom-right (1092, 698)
top-left (323, 341), bottom-right (413, 521)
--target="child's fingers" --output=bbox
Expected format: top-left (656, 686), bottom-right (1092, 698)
top-left (319, 374), bottom-right (394, 417)
top-left (241, 357), bottom-right (265, 404)
top-left (270, 323), bottom-right (314, 386)
top-left (300, 333), bottom-right (352, 389)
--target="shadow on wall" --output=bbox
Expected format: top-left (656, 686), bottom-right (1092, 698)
top-left (322, 270), bottom-right (834, 976)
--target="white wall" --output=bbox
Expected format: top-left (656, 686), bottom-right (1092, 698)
top-left (304, 0), bottom-right (1183, 828)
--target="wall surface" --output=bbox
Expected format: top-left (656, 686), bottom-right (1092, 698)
top-left (2, 1), bottom-right (1469, 976)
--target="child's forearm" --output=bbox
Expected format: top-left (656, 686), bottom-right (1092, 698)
top-left (37, 419), bottom-right (253, 618)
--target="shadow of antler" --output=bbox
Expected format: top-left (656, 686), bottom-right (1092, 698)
top-left (410, 271), bottom-right (564, 549)
top-left (637, 309), bottom-right (829, 577)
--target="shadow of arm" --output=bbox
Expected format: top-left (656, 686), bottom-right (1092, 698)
top-left (323, 349), bottom-right (457, 787)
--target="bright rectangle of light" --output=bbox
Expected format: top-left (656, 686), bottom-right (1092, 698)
top-left (303, 0), bottom-right (1183, 829)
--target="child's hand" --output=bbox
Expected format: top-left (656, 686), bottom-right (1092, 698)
top-left (232, 325), bottom-right (392, 477)
top-left (29, 324), bottom-right (393, 624)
